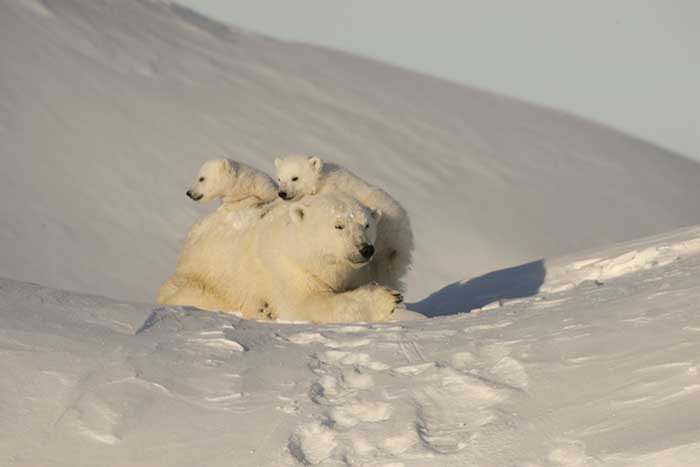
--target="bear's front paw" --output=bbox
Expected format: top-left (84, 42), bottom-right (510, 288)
top-left (363, 285), bottom-right (402, 322)
top-left (255, 301), bottom-right (276, 321)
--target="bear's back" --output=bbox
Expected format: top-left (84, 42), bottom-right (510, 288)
top-left (230, 160), bottom-right (278, 203)
top-left (320, 163), bottom-right (403, 217)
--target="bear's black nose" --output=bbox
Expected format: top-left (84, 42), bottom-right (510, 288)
top-left (278, 191), bottom-right (288, 199)
top-left (360, 244), bottom-right (375, 259)
top-left (186, 190), bottom-right (193, 199)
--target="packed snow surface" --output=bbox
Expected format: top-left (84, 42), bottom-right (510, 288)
top-left (3, 0), bottom-right (700, 303)
top-left (3, 225), bottom-right (700, 466)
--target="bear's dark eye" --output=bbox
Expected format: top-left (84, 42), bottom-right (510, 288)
top-left (199, 177), bottom-right (205, 182)
top-left (335, 224), bottom-right (344, 230)
top-left (365, 223), bottom-right (370, 229)
top-left (292, 177), bottom-right (299, 182)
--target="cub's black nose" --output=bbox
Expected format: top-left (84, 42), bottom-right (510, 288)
top-left (186, 190), bottom-right (193, 199)
top-left (360, 244), bottom-right (375, 259)
top-left (278, 191), bottom-right (288, 199)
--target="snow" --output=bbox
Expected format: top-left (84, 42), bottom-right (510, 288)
top-left (3, 0), bottom-right (700, 303)
top-left (3, 225), bottom-right (700, 466)
top-left (3, 1), bottom-right (700, 466)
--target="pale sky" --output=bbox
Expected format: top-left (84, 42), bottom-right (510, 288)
top-left (179, 0), bottom-right (700, 160)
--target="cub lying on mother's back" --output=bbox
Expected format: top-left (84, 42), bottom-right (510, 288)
top-left (275, 154), bottom-right (414, 292)
top-left (187, 158), bottom-right (278, 210)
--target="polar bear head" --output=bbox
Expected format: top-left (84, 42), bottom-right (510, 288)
top-left (286, 193), bottom-right (382, 269)
top-left (186, 159), bottom-right (237, 203)
top-left (274, 154), bottom-right (324, 201)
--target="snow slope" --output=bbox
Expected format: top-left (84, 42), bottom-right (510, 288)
top-left (3, 225), bottom-right (700, 466)
top-left (3, 0), bottom-right (700, 303)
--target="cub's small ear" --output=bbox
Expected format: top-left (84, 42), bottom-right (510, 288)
top-left (289, 204), bottom-right (305, 224)
top-left (219, 159), bottom-right (233, 174)
top-left (371, 208), bottom-right (382, 221)
top-left (274, 158), bottom-right (282, 170)
top-left (308, 156), bottom-right (323, 173)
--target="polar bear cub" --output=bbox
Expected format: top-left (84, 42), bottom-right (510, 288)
top-left (186, 158), bottom-right (278, 210)
top-left (274, 154), bottom-right (414, 291)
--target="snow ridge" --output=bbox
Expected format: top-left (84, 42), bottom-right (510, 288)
top-left (3, 224), bottom-right (700, 465)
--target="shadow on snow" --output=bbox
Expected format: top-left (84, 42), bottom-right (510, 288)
top-left (408, 260), bottom-right (546, 318)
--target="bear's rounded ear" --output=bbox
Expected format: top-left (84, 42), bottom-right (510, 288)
top-left (274, 158), bottom-right (282, 170)
top-left (371, 208), bottom-right (382, 221)
top-left (308, 156), bottom-right (323, 174)
top-left (289, 204), bottom-right (305, 224)
top-left (219, 159), bottom-right (233, 174)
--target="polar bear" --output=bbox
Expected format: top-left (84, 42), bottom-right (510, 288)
top-left (158, 192), bottom-right (402, 323)
top-left (186, 158), bottom-right (278, 210)
top-left (274, 154), bottom-right (414, 292)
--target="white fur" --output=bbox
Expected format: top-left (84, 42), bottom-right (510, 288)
top-left (275, 154), bottom-right (414, 291)
top-left (158, 193), bottom-right (400, 323)
top-left (187, 159), bottom-right (278, 210)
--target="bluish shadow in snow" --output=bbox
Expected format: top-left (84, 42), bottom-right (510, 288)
top-left (408, 260), bottom-right (546, 317)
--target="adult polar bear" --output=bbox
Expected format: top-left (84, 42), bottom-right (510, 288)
top-left (158, 193), bottom-right (402, 323)
top-left (275, 155), bottom-right (414, 292)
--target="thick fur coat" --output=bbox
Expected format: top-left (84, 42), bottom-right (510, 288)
top-left (158, 193), bottom-right (402, 323)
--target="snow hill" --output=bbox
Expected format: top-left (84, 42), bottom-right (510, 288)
top-left (3, 225), bottom-right (700, 466)
top-left (3, 0), bottom-right (700, 303)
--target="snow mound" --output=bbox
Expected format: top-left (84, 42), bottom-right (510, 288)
top-left (3, 225), bottom-right (700, 466)
top-left (542, 225), bottom-right (700, 293)
top-left (412, 225), bottom-right (700, 316)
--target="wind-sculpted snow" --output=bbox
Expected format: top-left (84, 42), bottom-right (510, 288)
top-left (4, 0), bottom-right (700, 303)
top-left (3, 226), bottom-right (700, 466)
top-left (414, 225), bottom-right (700, 317)
top-left (541, 225), bottom-right (700, 294)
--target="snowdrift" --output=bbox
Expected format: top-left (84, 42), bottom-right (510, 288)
top-left (3, 225), bottom-right (700, 466)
